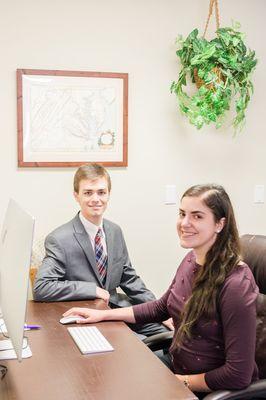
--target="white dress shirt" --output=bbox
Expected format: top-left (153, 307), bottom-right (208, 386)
top-left (79, 213), bottom-right (107, 255)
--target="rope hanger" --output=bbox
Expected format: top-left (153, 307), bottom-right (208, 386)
top-left (203, 0), bottom-right (221, 38)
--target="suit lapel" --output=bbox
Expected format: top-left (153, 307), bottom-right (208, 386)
top-left (103, 219), bottom-right (113, 290)
top-left (72, 214), bottom-right (103, 287)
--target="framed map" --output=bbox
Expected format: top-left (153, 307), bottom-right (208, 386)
top-left (17, 69), bottom-right (128, 167)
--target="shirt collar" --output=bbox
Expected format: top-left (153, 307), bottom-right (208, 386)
top-left (79, 212), bottom-right (104, 240)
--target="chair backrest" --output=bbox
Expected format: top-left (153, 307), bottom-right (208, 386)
top-left (29, 235), bottom-right (45, 297)
top-left (240, 234), bottom-right (266, 379)
top-left (240, 234), bottom-right (266, 294)
top-left (29, 266), bottom-right (38, 289)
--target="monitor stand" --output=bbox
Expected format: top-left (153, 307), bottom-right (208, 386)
top-left (0, 338), bottom-right (32, 360)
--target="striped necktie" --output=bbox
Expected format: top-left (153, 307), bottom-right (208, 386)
top-left (94, 228), bottom-right (107, 283)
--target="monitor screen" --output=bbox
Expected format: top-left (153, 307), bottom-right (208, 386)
top-left (0, 199), bottom-right (34, 362)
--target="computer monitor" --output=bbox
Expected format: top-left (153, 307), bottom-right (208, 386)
top-left (0, 199), bottom-right (35, 362)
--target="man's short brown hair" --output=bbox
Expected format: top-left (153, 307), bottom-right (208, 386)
top-left (73, 164), bottom-right (111, 193)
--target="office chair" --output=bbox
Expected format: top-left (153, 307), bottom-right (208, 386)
top-left (29, 266), bottom-right (38, 288)
top-left (29, 236), bottom-right (45, 293)
top-left (143, 234), bottom-right (266, 400)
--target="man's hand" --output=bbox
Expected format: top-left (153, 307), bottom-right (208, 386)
top-left (96, 287), bottom-right (110, 303)
top-left (162, 317), bottom-right (174, 331)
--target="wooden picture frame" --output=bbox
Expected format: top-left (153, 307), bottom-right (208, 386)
top-left (17, 69), bottom-right (128, 167)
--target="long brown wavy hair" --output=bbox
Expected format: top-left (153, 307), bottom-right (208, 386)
top-left (172, 184), bottom-right (241, 350)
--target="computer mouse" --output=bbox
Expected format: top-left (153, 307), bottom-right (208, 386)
top-left (59, 316), bottom-right (86, 325)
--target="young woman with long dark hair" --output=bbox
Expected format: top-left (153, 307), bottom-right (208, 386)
top-left (63, 184), bottom-right (258, 396)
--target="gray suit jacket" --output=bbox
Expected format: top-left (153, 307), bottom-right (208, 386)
top-left (33, 214), bottom-right (156, 307)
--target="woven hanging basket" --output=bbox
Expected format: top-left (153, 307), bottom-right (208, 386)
top-left (193, 67), bottom-right (225, 90)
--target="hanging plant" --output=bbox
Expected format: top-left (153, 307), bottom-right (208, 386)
top-left (170, 0), bottom-right (257, 132)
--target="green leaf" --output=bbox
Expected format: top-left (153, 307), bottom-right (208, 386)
top-left (198, 86), bottom-right (208, 95)
top-left (218, 30), bottom-right (231, 46)
top-left (194, 115), bottom-right (205, 129)
top-left (190, 44), bottom-right (216, 65)
top-left (233, 37), bottom-right (239, 47)
top-left (187, 28), bottom-right (198, 41)
top-left (232, 20), bottom-right (241, 30)
top-left (197, 68), bottom-right (205, 79)
top-left (175, 34), bottom-right (183, 46)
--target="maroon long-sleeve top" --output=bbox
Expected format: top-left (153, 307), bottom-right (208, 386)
top-left (133, 252), bottom-right (259, 391)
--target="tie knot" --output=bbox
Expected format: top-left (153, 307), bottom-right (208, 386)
top-left (96, 228), bottom-right (103, 239)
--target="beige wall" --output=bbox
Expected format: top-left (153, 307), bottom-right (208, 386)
top-left (1, 0), bottom-right (265, 296)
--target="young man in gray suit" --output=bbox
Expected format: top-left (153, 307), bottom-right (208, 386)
top-left (33, 164), bottom-right (172, 337)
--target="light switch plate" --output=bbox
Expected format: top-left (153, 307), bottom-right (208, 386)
top-left (254, 185), bottom-right (264, 203)
top-left (165, 185), bottom-right (177, 205)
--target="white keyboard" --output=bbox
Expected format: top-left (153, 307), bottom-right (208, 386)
top-left (67, 326), bottom-right (114, 355)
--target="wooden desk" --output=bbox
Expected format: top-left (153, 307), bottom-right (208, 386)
top-left (0, 301), bottom-right (198, 400)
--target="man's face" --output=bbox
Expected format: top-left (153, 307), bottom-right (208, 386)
top-left (74, 178), bottom-right (110, 225)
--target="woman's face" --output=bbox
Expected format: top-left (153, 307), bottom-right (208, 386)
top-left (177, 195), bottom-right (225, 262)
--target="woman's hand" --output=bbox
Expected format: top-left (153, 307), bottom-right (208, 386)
top-left (63, 307), bottom-right (106, 324)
